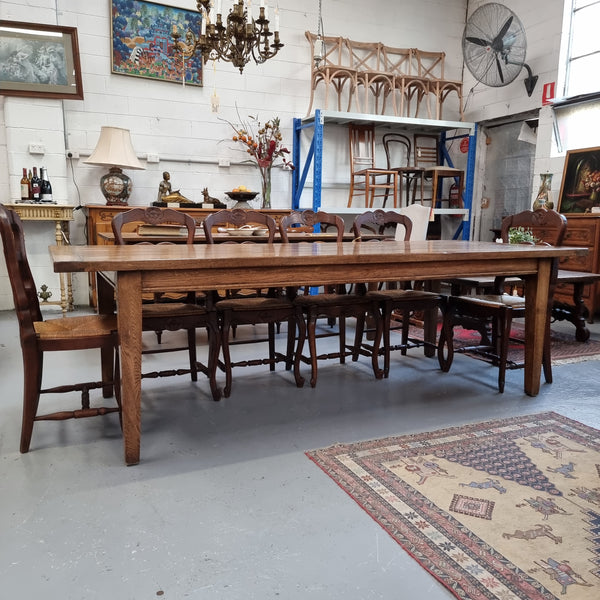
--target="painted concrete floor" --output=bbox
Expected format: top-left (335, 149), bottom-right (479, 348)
top-left (1, 307), bottom-right (599, 600)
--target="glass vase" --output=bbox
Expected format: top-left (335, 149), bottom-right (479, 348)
top-left (260, 167), bottom-right (272, 209)
top-left (533, 173), bottom-right (553, 210)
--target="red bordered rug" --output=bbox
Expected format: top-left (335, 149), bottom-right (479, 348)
top-left (307, 412), bottom-right (600, 600)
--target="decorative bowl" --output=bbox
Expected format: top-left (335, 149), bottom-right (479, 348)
top-left (226, 225), bottom-right (258, 236)
top-left (225, 191), bottom-right (259, 202)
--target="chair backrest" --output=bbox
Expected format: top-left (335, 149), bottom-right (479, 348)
top-left (0, 204), bottom-right (43, 341)
top-left (397, 204), bottom-right (432, 240)
top-left (414, 134), bottom-right (439, 168)
top-left (349, 124), bottom-right (376, 174)
top-left (352, 210), bottom-right (413, 241)
top-left (203, 209), bottom-right (277, 243)
top-left (382, 133), bottom-right (412, 170)
top-left (111, 207), bottom-right (196, 244)
top-left (279, 210), bottom-right (344, 243)
top-left (500, 208), bottom-right (567, 246)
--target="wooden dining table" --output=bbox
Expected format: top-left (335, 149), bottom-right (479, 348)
top-left (50, 240), bottom-right (587, 465)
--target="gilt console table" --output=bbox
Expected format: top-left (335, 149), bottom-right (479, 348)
top-left (6, 203), bottom-right (74, 315)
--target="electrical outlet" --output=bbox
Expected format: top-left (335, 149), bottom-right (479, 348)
top-left (66, 150), bottom-right (79, 159)
top-left (28, 143), bottom-right (45, 155)
top-left (146, 153), bottom-right (160, 163)
top-left (218, 158), bottom-right (230, 167)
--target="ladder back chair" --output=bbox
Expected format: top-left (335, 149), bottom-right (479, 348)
top-left (351, 210), bottom-right (445, 378)
top-left (111, 207), bottom-right (220, 400)
top-left (282, 211), bottom-right (376, 388)
top-left (347, 124), bottom-right (398, 208)
top-left (438, 208), bottom-right (568, 392)
top-left (203, 209), bottom-right (296, 399)
top-left (0, 204), bottom-right (121, 453)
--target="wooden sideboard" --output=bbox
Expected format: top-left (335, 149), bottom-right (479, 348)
top-left (84, 204), bottom-right (292, 306)
top-left (555, 214), bottom-right (600, 319)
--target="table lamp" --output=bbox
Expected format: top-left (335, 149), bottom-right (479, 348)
top-left (84, 126), bottom-right (145, 205)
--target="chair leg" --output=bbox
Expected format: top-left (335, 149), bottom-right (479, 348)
top-left (285, 318), bottom-right (296, 371)
top-left (293, 307), bottom-right (306, 388)
top-left (306, 311), bottom-right (319, 388)
top-left (496, 310), bottom-right (512, 393)
top-left (268, 322), bottom-right (276, 372)
top-left (187, 328), bottom-right (198, 382)
top-left (352, 312), bottom-right (366, 361)
top-left (221, 312), bottom-right (234, 399)
top-left (437, 306), bottom-right (455, 373)
top-left (370, 306), bottom-right (385, 379)
top-left (20, 348), bottom-right (43, 453)
top-left (207, 317), bottom-right (222, 401)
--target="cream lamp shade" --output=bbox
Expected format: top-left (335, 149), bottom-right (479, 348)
top-left (84, 126), bottom-right (145, 205)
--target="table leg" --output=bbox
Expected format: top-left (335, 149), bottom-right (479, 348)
top-left (117, 271), bottom-right (143, 465)
top-left (523, 259), bottom-right (553, 397)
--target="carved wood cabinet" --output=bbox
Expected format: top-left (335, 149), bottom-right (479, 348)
top-left (555, 214), bottom-right (600, 318)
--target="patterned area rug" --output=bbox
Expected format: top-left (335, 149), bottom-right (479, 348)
top-left (307, 413), bottom-right (600, 600)
top-left (407, 323), bottom-right (600, 365)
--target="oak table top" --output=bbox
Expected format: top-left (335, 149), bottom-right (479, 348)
top-left (51, 240), bottom-right (587, 465)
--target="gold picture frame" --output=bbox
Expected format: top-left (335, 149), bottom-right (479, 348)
top-left (0, 20), bottom-right (83, 100)
top-left (557, 146), bottom-right (600, 214)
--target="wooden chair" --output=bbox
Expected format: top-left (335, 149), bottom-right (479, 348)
top-left (382, 133), bottom-right (425, 207)
top-left (203, 209), bottom-right (296, 399)
top-left (0, 204), bottom-right (120, 453)
top-left (413, 134), bottom-right (464, 209)
top-left (438, 208), bottom-right (568, 392)
top-left (351, 210), bottom-right (445, 378)
top-left (112, 207), bottom-right (220, 400)
top-left (283, 211), bottom-right (376, 388)
top-left (304, 31), bottom-right (359, 116)
top-left (347, 124), bottom-right (398, 208)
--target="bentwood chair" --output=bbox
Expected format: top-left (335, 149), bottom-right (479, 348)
top-left (382, 133), bottom-right (425, 207)
top-left (203, 209), bottom-right (296, 399)
top-left (112, 207), bottom-right (220, 400)
top-left (347, 124), bottom-right (398, 208)
top-left (438, 208), bottom-right (567, 392)
top-left (0, 204), bottom-right (120, 453)
top-left (351, 210), bottom-right (445, 378)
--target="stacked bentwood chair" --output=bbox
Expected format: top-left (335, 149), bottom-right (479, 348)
top-left (438, 208), bottom-right (567, 392)
top-left (351, 210), bottom-right (445, 378)
top-left (0, 204), bottom-right (121, 452)
top-left (202, 209), bottom-right (296, 399)
top-left (279, 210), bottom-right (378, 388)
top-left (111, 207), bottom-right (220, 401)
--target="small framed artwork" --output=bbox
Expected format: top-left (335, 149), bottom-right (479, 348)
top-left (558, 146), bottom-right (600, 214)
top-left (111, 0), bottom-right (203, 87)
top-left (0, 20), bottom-right (84, 100)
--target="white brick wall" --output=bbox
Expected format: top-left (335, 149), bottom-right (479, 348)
top-left (0, 0), bottom-right (590, 311)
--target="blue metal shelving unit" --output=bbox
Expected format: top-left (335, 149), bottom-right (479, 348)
top-left (291, 109), bottom-right (477, 240)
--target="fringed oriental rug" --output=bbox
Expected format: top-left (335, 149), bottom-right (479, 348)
top-left (307, 412), bottom-right (600, 600)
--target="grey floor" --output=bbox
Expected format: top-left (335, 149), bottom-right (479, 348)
top-left (1, 307), bottom-right (599, 600)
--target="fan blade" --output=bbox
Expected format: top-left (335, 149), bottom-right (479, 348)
top-left (495, 54), bottom-right (504, 84)
top-left (466, 36), bottom-right (491, 47)
top-left (492, 16), bottom-right (513, 50)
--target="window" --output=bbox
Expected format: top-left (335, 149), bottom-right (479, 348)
top-left (562, 0), bottom-right (600, 97)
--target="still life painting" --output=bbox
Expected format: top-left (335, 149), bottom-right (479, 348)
top-left (111, 0), bottom-right (203, 86)
top-left (558, 146), bottom-right (600, 214)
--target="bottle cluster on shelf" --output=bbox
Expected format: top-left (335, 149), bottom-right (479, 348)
top-left (20, 166), bottom-right (53, 203)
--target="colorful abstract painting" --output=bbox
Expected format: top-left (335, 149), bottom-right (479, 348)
top-left (111, 0), bottom-right (203, 86)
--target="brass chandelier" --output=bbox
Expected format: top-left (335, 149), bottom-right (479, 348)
top-left (172, 0), bottom-right (283, 74)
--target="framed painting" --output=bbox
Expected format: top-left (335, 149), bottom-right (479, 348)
top-left (0, 20), bottom-right (83, 100)
top-left (558, 146), bottom-right (600, 213)
top-left (111, 0), bottom-right (203, 86)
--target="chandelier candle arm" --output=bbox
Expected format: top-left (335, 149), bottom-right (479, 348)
top-left (173, 0), bottom-right (283, 74)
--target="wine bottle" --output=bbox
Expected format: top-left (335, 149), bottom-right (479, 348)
top-left (20, 168), bottom-right (30, 201)
top-left (30, 167), bottom-right (41, 201)
top-left (27, 169), bottom-right (33, 200)
top-left (40, 166), bottom-right (53, 202)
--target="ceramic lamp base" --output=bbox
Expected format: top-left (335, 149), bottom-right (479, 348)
top-left (100, 167), bottom-right (132, 206)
